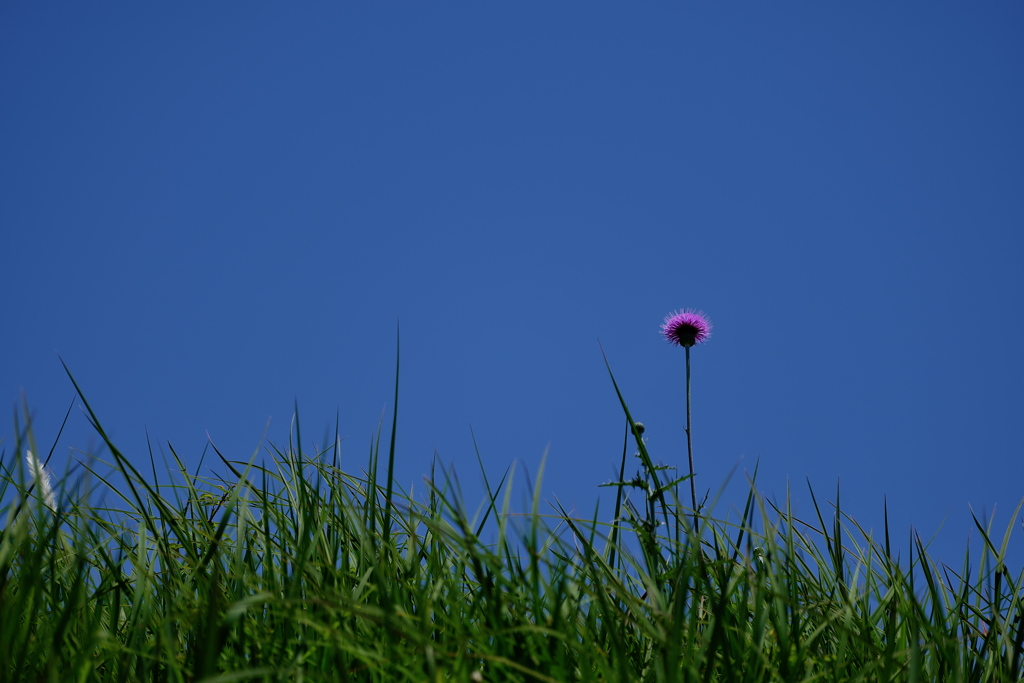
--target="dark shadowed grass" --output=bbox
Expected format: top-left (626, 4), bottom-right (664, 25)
top-left (2, 367), bottom-right (1023, 682)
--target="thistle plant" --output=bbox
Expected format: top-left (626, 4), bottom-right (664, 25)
top-left (661, 309), bottom-right (711, 526)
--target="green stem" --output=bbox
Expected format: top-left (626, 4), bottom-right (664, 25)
top-left (608, 419), bottom-right (630, 572)
top-left (685, 345), bottom-right (698, 529)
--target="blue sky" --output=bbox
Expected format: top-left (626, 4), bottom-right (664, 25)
top-left (3, 3), bottom-right (1022, 568)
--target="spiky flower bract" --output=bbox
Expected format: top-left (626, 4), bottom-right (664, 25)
top-left (661, 309), bottom-right (711, 348)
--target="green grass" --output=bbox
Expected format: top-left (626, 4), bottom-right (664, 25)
top-left (2, 365), bottom-right (1023, 682)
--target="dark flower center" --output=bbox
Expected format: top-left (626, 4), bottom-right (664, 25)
top-left (674, 324), bottom-right (700, 345)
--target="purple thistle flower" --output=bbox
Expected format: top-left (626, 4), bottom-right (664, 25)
top-left (661, 309), bottom-right (712, 348)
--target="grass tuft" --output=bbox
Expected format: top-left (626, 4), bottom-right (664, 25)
top-left (1, 364), bottom-right (1021, 681)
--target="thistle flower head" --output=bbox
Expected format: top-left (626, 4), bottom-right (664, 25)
top-left (661, 309), bottom-right (712, 347)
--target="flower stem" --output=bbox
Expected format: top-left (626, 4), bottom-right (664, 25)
top-left (685, 345), bottom-right (698, 529)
